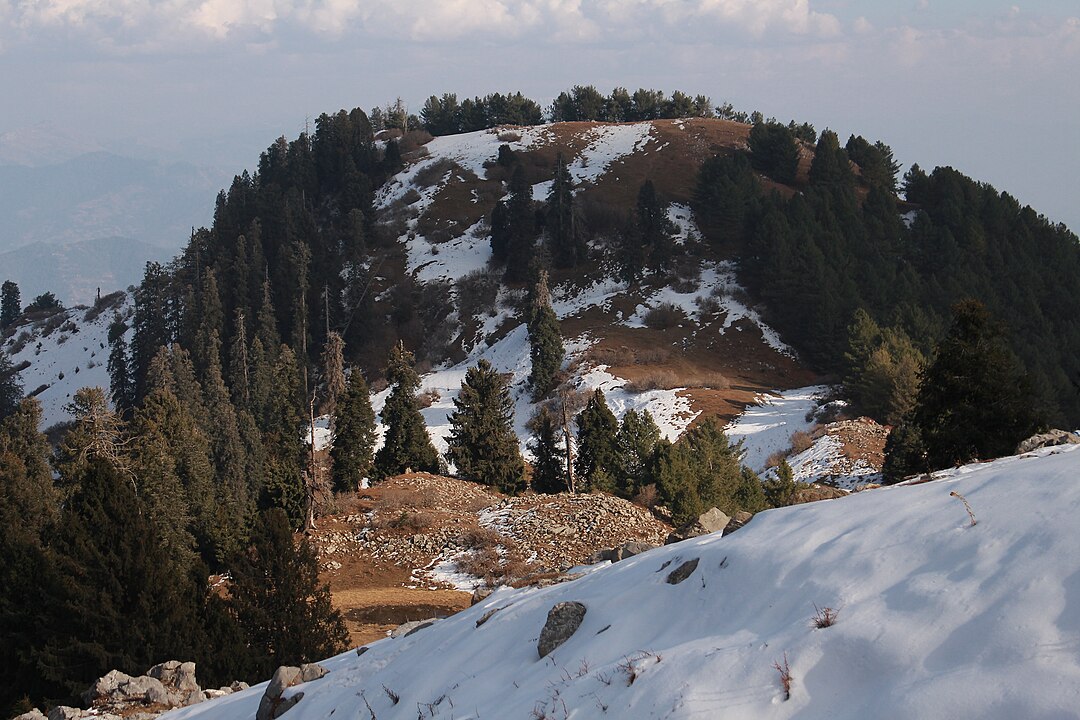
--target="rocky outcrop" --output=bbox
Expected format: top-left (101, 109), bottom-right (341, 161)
top-left (666, 508), bottom-right (730, 544)
top-left (82, 670), bottom-right (171, 708)
top-left (537, 602), bottom-right (587, 658)
top-left (391, 618), bottom-right (438, 638)
top-left (1017, 429), bottom-right (1080, 454)
top-left (722, 511), bottom-right (754, 536)
top-left (256, 664), bottom-right (328, 720)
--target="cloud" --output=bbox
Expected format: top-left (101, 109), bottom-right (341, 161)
top-left (1, 0), bottom-right (843, 50)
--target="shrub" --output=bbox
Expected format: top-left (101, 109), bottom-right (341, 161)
top-left (643, 303), bottom-right (686, 330)
top-left (413, 158), bottom-right (457, 189)
top-left (497, 131), bottom-right (521, 142)
top-left (812, 605), bottom-right (838, 628)
top-left (789, 430), bottom-right (814, 455)
top-left (399, 129), bottom-right (435, 155)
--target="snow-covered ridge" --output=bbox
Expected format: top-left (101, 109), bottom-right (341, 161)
top-left (167, 444), bottom-right (1080, 720)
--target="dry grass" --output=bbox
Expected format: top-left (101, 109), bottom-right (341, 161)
top-left (773, 653), bottom-right (792, 701)
top-left (811, 605), bottom-right (838, 629)
top-left (789, 430), bottom-right (814, 454)
top-left (633, 483), bottom-right (660, 509)
top-left (376, 486), bottom-right (439, 512)
top-left (643, 303), bottom-right (686, 330)
top-left (497, 130), bottom-right (521, 142)
top-left (414, 158), bottom-right (457, 189)
top-left (625, 369), bottom-right (730, 393)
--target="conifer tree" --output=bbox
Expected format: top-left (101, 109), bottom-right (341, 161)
top-left (0, 351), bottom-right (22, 422)
top-left (31, 459), bottom-right (204, 703)
top-left (546, 153), bottom-right (585, 268)
top-left (527, 271), bottom-right (565, 400)
top-left (748, 121), bottom-right (799, 184)
top-left (321, 330), bottom-right (346, 417)
top-left (107, 313), bottom-right (134, 415)
top-left (764, 459), bottom-right (800, 507)
top-left (0, 280), bottom-right (19, 329)
top-left (808, 129), bottom-right (853, 189)
top-left (131, 262), bottom-right (174, 402)
top-left (528, 406), bottom-right (566, 494)
top-left (229, 309), bottom-right (252, 410)
top-left (906, 300), bottom-right (1043, 470)
top-left (574, 389), bottom-right (620, 492)
top-left (227, 509), bottom-right (349, 679)
top-left (54, 387), bottom-right (127, 481)
top-left (615, 409), bottom-right (660, 498)
top-left (330, 367), bottom-right (376, 492)
top-left (374, 342), bottom-right (440, 478)
top-left (655, 419), bottom-right (747, 524)
top-left (503, 165), bottom-right (535, 283)
top-left (259, 345), bottom-right (307, 526)
top-left (446, 359), bottom-right (525, 494)
top-left (0, 400), bottom-right (56, 714)
top-left (637, 179), bottom-right (676, 272)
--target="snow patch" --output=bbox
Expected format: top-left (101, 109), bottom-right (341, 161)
top-left (725, 385), bottom-right (829, 472)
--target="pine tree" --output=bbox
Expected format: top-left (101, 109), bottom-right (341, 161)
top-left (131, 262), bottom-right (174, 402)
top-left (574, 389), bottom-right (620, 492)
top-left (0, 350), bottom-right (22, 422)
top-left (321, 330), bottom-right (346, 417)
top-left (503, 165), bottom-right (535, 283)
top-left (528, 406), bottom-right (566, 494)
top-left (259, 345), bottom-right (307, 526)
top-left (546, 153), bottom-right (584, 268)
top-left (615, 409), bottom-right (660, 498)
top-left (374, 342), bottom-right (440, 478)
top-left (30, 459), bottom-right (204, 703)
top-left (54, 387), bottom-right (127, 481)
top-left (330, 368), bottom-right (376, 492)
top-left (764, 459), bottom-right (799, 507)
top-left (227, 509), bottom-right (349, 679)
top-left (908, 300), bottom-right (1043, 469)
top-left (808, 129), bottom-right (853, 189)
top-left (106, 313), bottom-right (134, 415)
top-left (0, 280), bottom-right (20, 329)
top-left (446, 359), bottom-right (525, 494)
top-left (229, 309), bottom-right (252, 410)
top-left (748, 121), bottom-right (799, 184)
top-left (527, 271), bottom-right (564, 400)
top-left (637, 179), bottom-right (676, 272)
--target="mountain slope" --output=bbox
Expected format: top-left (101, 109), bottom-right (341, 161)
top-left (167, 444), bottom-right (1080, 720)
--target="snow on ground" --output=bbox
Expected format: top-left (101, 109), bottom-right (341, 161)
top-left (167, 444), bottom-right (1080, 720)
top-left (574, 363), bottom-right (696, 442)
top-left (667, 203), bottom-right (701, 244)
top-left (569, 122), bottom-right (655, 186)
top-left (725, 386), bottom-right (829, 472)
top-left (406, 219), bottom-right (492, 284)
top-left (2, 297), bottom-right (132, 428)
top-left (787, 433), bottom-right (881, 490)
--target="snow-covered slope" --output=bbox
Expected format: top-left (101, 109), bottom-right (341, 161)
top-left (168, 444), bottom-right (1080, 720)
top-left (2, 295), bottom-right (132, 428)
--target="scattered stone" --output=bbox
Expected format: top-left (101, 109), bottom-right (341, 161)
top-left (722, 511), bottom-right (754, 536)
top-left (82, 671), bottom-right (171, 708)
top-left (203, 689), bottom-right (230, 700)
top-left (1017, 429), bottom-right (1080, 454)
top-left (666, 557), bottom-right (700, 585)
top-left (587, 540), bottom-right (658, 564)
top-left (391, 618), bottom-right (437, 638)
top-left (537, 601), bottom-right (587, 658)
top-left (13, 710), bottom-right (46, 720)
top-left (46, 708), bottom-right (83, 720)
top-left (470, 587), bottom-right (494, 605)
top-left (355, 646), bottom-right (370, 657)
top-left (229, 681), bottom-right (250, 692)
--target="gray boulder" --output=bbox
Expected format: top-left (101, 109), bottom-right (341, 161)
top-left (1017, 429), bottom-right (1080, 454)
top-left (391, 618), bottom-right (437, 638)
top-left (666, 507), bottom-right (731, 544)
top-left (13, 710), bottom-right (46, 720)
top-left (666, 557), bottom-right (700, 585)
top-left (147, 661), bottom-right (200, 694)
top-left (83, 671), bottom-right (171, 708)
top-left (46, 708), bottom-right (83, 720)
top-left (587, 541), bottom-right (658, 564)
top-left (722, 511), bottom-right (755, 537)
top-left (537, 601), bottom-right (587, 658)
top-left (256, 664), bottom-right (329, 720)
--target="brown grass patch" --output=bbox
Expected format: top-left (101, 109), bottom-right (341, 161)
top-left (643, 303), bottom-right (686, 329)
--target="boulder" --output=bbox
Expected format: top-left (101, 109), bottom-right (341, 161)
top-left (722, 511), bottom-right (754, 537)
top-left (1017, 429), bottom-right (1080, 454)
top-left (46, 708), bottom-right (83, 720)
top-left (665, 508), bottom-right (731, 544)
top-left (587, 541), bottom-right (658, 564)
top-left (470, 587), bottom-right (494, 605)
top-left (83, 671), bottom-right (171, 708)
top-left (147, 661), bottom-right (200, 696)
top-left (391, 618), bottom-right (437, 638)
top-left (229, 681), bottom-right (250, 692)
top-left (256, 665), bottom-right (328, 720)
top-left (537, 601), bottom-right (587, 658)
top-left (13, 710), bottom-right (46, 720)
top-left (665, 557), bottom-right (700, 585)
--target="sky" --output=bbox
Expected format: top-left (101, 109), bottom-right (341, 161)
top-left (1, 0), bottom-right (1078, 230)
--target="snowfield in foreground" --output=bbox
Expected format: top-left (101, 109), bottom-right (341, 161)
top-left (168, 444), bottom-right (1080, 720)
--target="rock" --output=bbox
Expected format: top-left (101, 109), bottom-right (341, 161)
top-left (203, 689), bottom-right (230, 700)
top-left (470, 587), bottom-right (494, 605)
top-left (391, 618), bottom-right (437, 638)
top-left (722, 511), bottom-right (754, 537)
top-left (147, 661), bottom-right (200, 695)
top-left (1017, 429), bottom-right (1080, 454)
top-left (13, 710), bottom-right (46, 720)
top-left (666, 507), bottom-right (731, 544)
top-left (355, 646), bottom-right (370, 657)
top-left (299, 664), bottom-right (328, 683)
top-left (610, 541), bottom-right (656, 561)
top-left (83, 671), bottom-right (171, 708)
top-left (46, 708), bottom-right (83, 720)
top-left (666, 557), bottom-right (700, 585)
top-left (256, 667), bottom-right (300, 720)
top-left (537, 601), bottom-right (587, 658)
top-left (230, 681), bottom-right (250, 692)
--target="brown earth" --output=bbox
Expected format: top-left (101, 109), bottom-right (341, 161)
top-left (311, 473), bottom-right (671, 647)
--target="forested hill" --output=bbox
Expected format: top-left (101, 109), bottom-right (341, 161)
top-left (107, 92), bottom-right (1080, 430)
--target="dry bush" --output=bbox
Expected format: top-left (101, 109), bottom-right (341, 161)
top-left (633, 483), bottom-right (660, 509)
top-left (417, 389), bottom-right (441, 409)
top-left (9, 331), bottom-right (31, 354)
top-left (690, 371), bottom-right (730, 390)
top-left (458, 527), bottom-right (504, 550)
top-left (414, 158), bottom-right (457, 189)
top-left (457, 268), bottom-right (501, 322)
top-left (643, 303), bottom-right (686, 330)
top-left (588, 345), bottom-right (636, 367)
top-left (773, 653), bottom-right (792, 701)
top-left (812, 605), bottom-right (838, 629)
top-left (694, 295), bottom-right (722, 318)
top-left (83, 290), bottom-right (126, 323)
top-left (399, 129), bottom-right (435, 155)
top-left (497, 130), bottom-right (521, 142)
top-left (624, 369), bottom-right (680, 393)
top-left (376, 485), bottom-right (438, 512)
top-left (39, 313), bottom-right (66, 337)
top-left (634, 347), bottom-right (671, 364)
top-left (764, 450), bottom-right (786, 469)
top-left (789, 430), bottom-right (814, 455)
